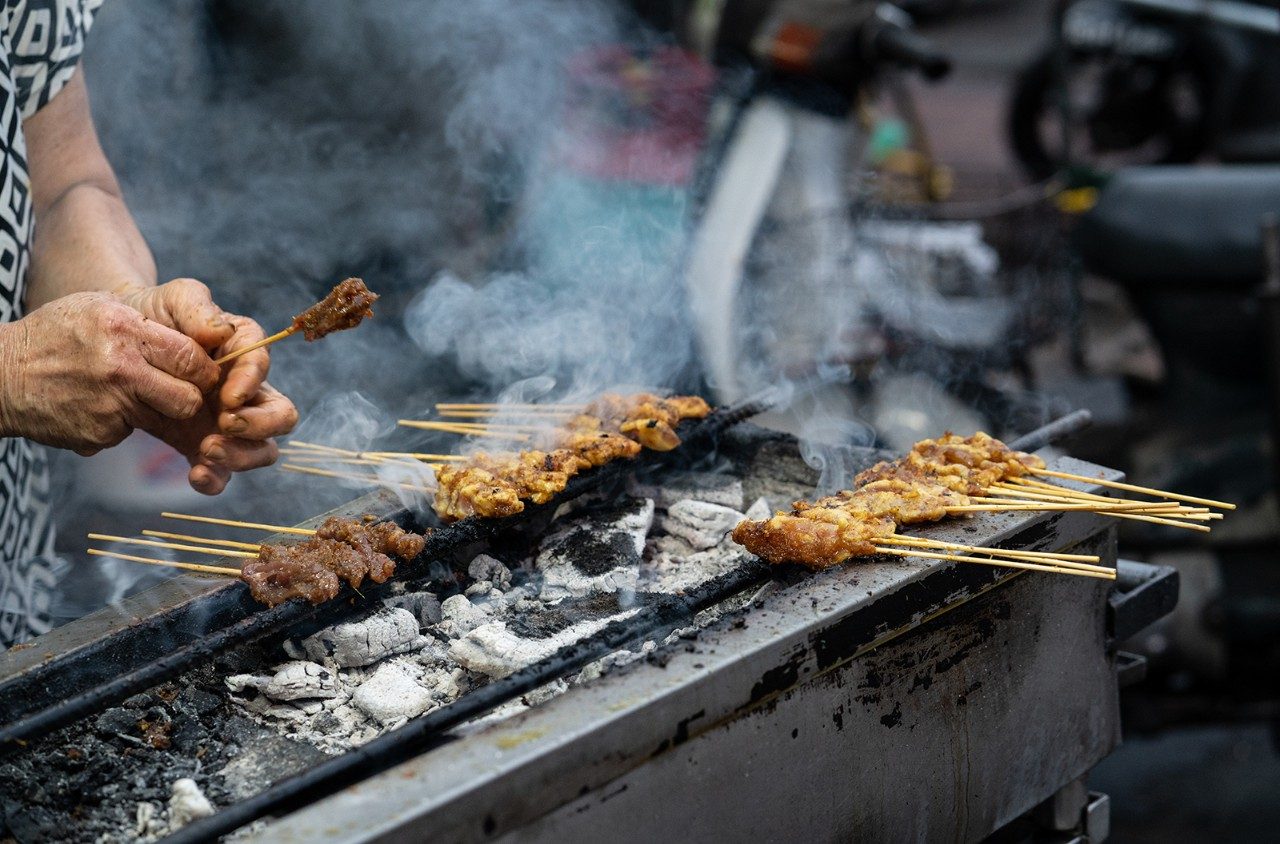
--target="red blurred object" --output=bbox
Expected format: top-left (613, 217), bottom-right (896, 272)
top-left (557, 46), bottom-right (716, 186)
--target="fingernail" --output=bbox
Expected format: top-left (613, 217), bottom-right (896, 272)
top-left (227, 415), bottom-right (248, 434)
top-left (205, 445), bottom-right (226, 463)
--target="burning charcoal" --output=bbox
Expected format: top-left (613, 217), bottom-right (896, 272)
top-left (136, 802), bottom-right (163, 839)
top-left (628, 473), bottom-right (744, 509)
top-left (642, 546), bottom-right (750, 595)
top-left (438, 594), bottom-right (496, 638)
top-left (382, 591), bottom-right (443, 626)
top-left (744, 496), bottom-right (772, 521)
top-left (226, 661), bottom-right (341, 702)
top-left (449, 609), bottom-right (640, 679)
top-left (468, 554), bottom-right (513, 590)
top-left (659, 500), bottom-right (746, 550)
top-left (176, 686), bottom-right (222, 717)
top-left (537, 499), bottom-right (653, 600)
top-left (168, 778), bottom-right (215, 830)
top-left (351, 663), bottom-right (435, 725)
top-left (300, 608), bottom-right (425, 667)
top-left (94, 707), bottom-right (138, 736)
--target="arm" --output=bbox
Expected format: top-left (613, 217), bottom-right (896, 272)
top-left (23, 70), bottom-right (157, 308)
top-left (12, 65), bottom-right (297, 493)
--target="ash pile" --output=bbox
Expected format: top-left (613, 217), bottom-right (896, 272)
top-left (226, 476), bottom-right (769, 752)
top-left (0, 427), bottom-right (841, 843)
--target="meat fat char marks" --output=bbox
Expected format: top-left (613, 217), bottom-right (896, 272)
top-left (731, 511), bottom-right (896, 568)
top-left (291, 277), bottom-right (379, 341)
top-left (241, 517), bottom-right (427, 607)
top-left (800, 478), bottom-right (970, 524)
top-left (854, 431), bottom-right (1046, 496)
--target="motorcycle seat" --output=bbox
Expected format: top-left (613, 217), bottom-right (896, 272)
top-left (1076, 166), bottom-right (1280, 290)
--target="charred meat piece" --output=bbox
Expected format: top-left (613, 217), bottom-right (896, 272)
top-left (242, 545), bottom-right (341, 607)
top-left (731, 511), bottom-right (895, 568)
top-left (243, 517), bottom-right (427, 606)
top-left (291, 277), bottom-right (379, 341)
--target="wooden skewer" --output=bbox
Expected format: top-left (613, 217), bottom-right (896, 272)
top-left (871, 546), bottom-right (1115, 580)
top-left (959, 499), bottom-right (1212, 531)
top-left (435, 407), bottom-right (586, 412)
top-left (87, 534), bottom-right (257, 559)
top-left (285, 441), bottom-right (363, 457)
top-left (360, 451), bottom-right (466, 462)
top-left (436, 409), bottom-right (577, 418)
top-left (882, 536), bottom-right (1108, 570)
top-left (979, 488), bottom-right (1198, 514)
top-left (953, 501), bottom-right (1189, 513)
top-left (87, 549), bottom-right (242, 577)
top-left (397, 420), bottom-right (531, 441)
top-left (213, 326), bottom-right (297, 366)
top-left (1001, 479), bottom-right (1222, 518)
top-left (280, 463), bottom-right (434, 493)
top-left (1029, 467), bottom-right (1236, 510)
top-left (141, 530), bottom-right (262, 551)
top-left (161, 512), bottom-right (316, 536)
top-left (281, 455), bottom-right (390, 467)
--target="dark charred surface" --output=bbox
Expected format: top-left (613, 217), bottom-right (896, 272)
top-left (0, 666), bottom-right (325, 843)
top-left (506, 594), bottom-right (626, 639)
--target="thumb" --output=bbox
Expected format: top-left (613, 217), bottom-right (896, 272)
top-left (154, 278), bottom-right (235, 352)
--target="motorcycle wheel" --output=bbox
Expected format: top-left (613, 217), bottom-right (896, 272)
top-left (1008, 46), bottom-right (1212, 181)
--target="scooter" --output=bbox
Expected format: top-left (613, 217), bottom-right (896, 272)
top-left (1008, 0), bottom-right (1280, 180)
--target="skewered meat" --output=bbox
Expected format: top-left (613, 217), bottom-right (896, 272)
top-left (291, 277), bottom-right (379, 341)
top-left (733, 431), bottom-right (1043, 569)
top-left (433, 392), bottom-right (711, 522)
top-left (242, 517), bottom-right (427, 607)
top-left (731, 511), bottom-right (896, 568)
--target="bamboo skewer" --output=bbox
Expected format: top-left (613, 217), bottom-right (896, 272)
top-left (435, 409), bottom-right (578, 419)
top-left (1029, 467), bottom-right (1236, 510)
top-left (280, 463), bottom-right (434, 493)
top-left (87, 549), bottom-right (242, 577)
top-left (986, 485), bottom-right (1219, 521)
top-left (141, 531), bottom-right (262, 551)
top-left (1001, 478), bottom-right (1223, 518)
top-left (87, 534), bottom-right (257, 559)
top-left (880, 536), bottom-right (1109, 572)
top-left (435, 403), bottom-right (585, 411)
top-left (397, 420), bottom-right (532, 440)
top-left (871, 546), bottom-right (1115, 580)
top-left (161, 512), bottom-right (315, 536)
top-left (213, 326), bottom-right (297, 366)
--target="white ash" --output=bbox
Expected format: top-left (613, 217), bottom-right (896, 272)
top-left (296, 608), bottom-right (426, 667)
top-left (382, 590), bottom-right (442, 625)
top-left (629, 473), bottom-right (744, 509)
top-left (468, 554), bottom-right (513, 589)
top-left (537, 498), bottom-right (653, 601)
top-left (744, 496), bottom-right (772, 521)
top-left (226, 476), bottom-right (759, 753)
top-left (660, 500), bottom-right (745, 550)
top-left (225, 661), bottom-right (340, 701)
top-left (352, 661), bottom-right (437, 725)
top-left (449, 609), bottom-right (640, 679)
top-left (168, 778), bottom-right (215, 829)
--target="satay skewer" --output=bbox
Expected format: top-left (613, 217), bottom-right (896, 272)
top-left (214, 277), bottom-right (379, 366)
top-left (983, 485), bottom-right (1219, 519)
top-left (880, 536), bottom-right (1109, 571)
top-left (397, 420), bottom-right (532, 440)
top-left (87, 534), bottom-right (257, 559)
top-left (999, 478), bottom-right (1225, 518)
top-left (435, 403), bottom-right (586, 410)
top-left (435, 409), bottom-right (579, 419)
top-left (161, 512), bottom-right (316, 536)
top-left (87, 549), bottom-right (241, 577)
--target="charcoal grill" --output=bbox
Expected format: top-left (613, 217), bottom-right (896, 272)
top-left (0, 410), bottom-right (1177, 842)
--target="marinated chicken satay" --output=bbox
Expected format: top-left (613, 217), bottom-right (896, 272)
top-left (731, 510), bottom-right (895, 569)
top-left (291, 277), bottom-right (379, 341)
top-left (555, 431), bottom-right (642, 466)
top-left (619, 417), bottom-right (681, 451)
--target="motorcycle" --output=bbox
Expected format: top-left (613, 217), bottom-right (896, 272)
top-left (1008, 0), bottom-right (1280, 180)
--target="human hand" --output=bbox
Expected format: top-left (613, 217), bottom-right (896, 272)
top-left (121, 279), bottom-right (299, 494)
top-left (0, 291), bottom-right (219, 455)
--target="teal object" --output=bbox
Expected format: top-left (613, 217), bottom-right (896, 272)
top-left (867, 117), bottom-right (911, 165)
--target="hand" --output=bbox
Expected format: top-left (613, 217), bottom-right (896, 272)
top-left (0, 291), bottom-right (219, 454)
top-left (121, 279), bottom-right (298, 494)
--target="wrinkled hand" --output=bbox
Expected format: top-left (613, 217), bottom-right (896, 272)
top-left (0, 291), bottom-right (219, 455)
top-left (121, 279), bottom-right (298, 494)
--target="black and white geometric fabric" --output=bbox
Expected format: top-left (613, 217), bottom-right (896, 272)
top-left (0, 0), bottom-right (100, 649)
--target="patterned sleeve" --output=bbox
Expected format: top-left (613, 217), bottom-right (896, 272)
top-left (6, 0), bottom-right (104, 119)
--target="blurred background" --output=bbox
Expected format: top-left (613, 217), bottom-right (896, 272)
top-left (48, 0), bottom-right (1280, 838)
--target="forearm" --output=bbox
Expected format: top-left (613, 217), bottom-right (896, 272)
top-left (24, 180), bottom-right (157, 311)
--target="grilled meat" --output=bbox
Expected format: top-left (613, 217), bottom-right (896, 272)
top-left (291, 277), bottom-right (379, 341)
